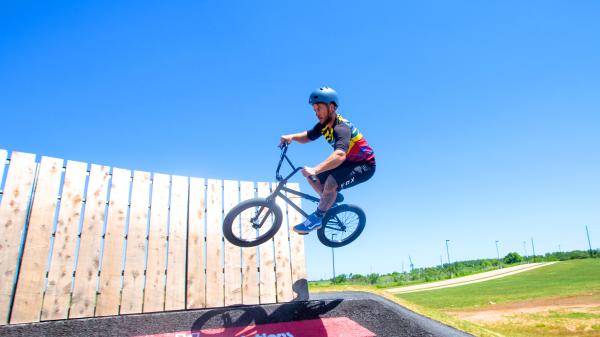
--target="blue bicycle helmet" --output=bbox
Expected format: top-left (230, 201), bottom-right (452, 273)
top-left (308, 87), bottom-right (339, 107)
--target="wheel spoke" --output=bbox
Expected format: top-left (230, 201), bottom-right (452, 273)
top-left (226, 201), bottom-right (279, 244)
top-left (257, 208), bottom-right (272, 228)
top-left (324, 224), bottom-right (344, 231)
top-left (258, 209), bottom-right (273, 237)
top-left (322, 209), bottom-right (362, 243)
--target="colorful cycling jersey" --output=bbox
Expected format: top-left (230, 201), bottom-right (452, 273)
top-left (306, 114), bottom-right (375, 165)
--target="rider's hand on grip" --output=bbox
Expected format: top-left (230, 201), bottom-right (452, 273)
top-left (279, 135), bottom-right (293, 148)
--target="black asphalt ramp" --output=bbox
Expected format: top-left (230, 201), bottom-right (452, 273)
top-left (0, 291), bottom-right (473, 337)
top-left (310, 291), bottom-right (473, 337)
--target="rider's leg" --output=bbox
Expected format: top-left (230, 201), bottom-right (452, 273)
top-left (293, 175), bottom-right (335, 234)
top-left (294, 163), bottom-right (375, 234)
top-left (306, 175), bottom-right (324, 197)
top-left (317, 175), bottom-right (339, 213)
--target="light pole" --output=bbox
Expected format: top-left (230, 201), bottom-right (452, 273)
top-left (495, 240), bottom-right (500, 260)
top-left (495, 240), bottom-right (501, 268)
top-left (445, 240), bottom-right (451, 264)
top-left (531, 237), bottom-right (536, 262)
top-left (445, 240), bottom-right (452, 278)
top-left (331, 234), bottom-right (336, 280)
top-left (586, 226), bottom-right (593, 256)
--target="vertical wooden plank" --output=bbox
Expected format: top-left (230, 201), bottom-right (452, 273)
top-left (257, 182), bottom-right (276, 304)
top-left (95, 168), bottom-right (131, 316)
top-left (70, 164), bottom-right (110, 318)
top-left (272, 183), bottom-right (294, 302)
top-left (165, 175), bottom-right (188, 311)
top-left (143, 173), bottom-right (170, 313)
top-left (186, 178), bottom-right (206, 309)
top-left (223, 180), bottom-right (241, 306)
top-left (240, 182), bottom-right (259, 305)
top-left (287, 183), bottom-right (308, 301)
top-left (0, 149), bottom-right (7, 190)
top-left (121, 171), bottom-right (151, 314)
top-left (205, 179), bottom-right (223, 308)
top-left (0, 151), bottom-right (37, 325)
top-left (41, 160), bottom-right (88, 321)
top-left (10, 156), bottom-right (63, 324)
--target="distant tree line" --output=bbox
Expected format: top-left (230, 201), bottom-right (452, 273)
top-left (319, 249), bottom-right (599, 287)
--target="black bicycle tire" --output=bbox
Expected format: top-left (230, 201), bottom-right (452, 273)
top-left (223, 198), bottom-right (283, 247)
top-left (317, 204), bottom-right (366, 248)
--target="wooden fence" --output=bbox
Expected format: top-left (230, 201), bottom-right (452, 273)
top-left (0, 149), bottom-right (307, 325)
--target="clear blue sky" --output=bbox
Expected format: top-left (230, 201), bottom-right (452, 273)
top-left (1, 1), bottom-right (599, 280)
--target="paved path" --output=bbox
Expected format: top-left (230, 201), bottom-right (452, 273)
top-left (387, 262), bottom-right (556, 294)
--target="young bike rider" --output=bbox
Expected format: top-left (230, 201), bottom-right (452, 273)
top-left (279, 87), bottom-right (376, 234)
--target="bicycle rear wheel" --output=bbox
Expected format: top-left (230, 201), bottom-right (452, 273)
top-left (317, 204), bottom-right (366, 248)
top-left (223, 198), bottom-right (283, 247)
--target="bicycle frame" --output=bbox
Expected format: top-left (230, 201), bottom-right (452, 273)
top-left (267, 144), bottom-right (319, 219)
top-left (224, 143), bottom-right (362, 247)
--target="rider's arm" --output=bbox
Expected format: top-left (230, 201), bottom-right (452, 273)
top-left (314, 149), bottom-right (346, 174)
top-left (314, 123), bottom-right (350, 174)
top-left (281, 123), bottom-right (322, 145)
top-left (284, 131), bottom-right (311, 144)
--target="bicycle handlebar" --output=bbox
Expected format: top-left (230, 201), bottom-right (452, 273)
top-left (276, 143), bottom-right (317, 183)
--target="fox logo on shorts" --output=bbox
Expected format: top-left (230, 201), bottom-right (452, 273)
top-left (342, 177), bottom-right (355, 188)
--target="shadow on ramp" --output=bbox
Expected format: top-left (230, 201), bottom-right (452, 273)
top-left (0, 291), bottom-right (473, 337)
top-left (189, 300), bottom-right (342, 336)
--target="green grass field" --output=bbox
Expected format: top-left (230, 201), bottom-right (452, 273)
top-left (396, 259), bottom-right (600, 310)
top-left (395, 259), bottom-right (600, 337)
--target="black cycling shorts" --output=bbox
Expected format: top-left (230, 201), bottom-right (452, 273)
top-left (316, 161), bottom-right (376, 191)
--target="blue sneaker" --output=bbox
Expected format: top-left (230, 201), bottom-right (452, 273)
top-left (293, 212), bottom-right (323, 234)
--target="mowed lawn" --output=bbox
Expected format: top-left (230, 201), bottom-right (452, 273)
top-left (395, 259), bottom-right (600, 337)
top-left (397, 259), bottom-right (600, 310)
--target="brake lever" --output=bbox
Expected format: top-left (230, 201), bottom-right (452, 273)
top-left (298, 166), bottom-right (318, 183)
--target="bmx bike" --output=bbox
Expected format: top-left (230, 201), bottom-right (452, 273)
top-left (222, 143), bottom-right (366, 248)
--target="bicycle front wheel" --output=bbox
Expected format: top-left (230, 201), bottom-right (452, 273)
top-left (317, 204), bottom-right (366, 248)
top-left (223, 198), bottom-right (283, 247)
